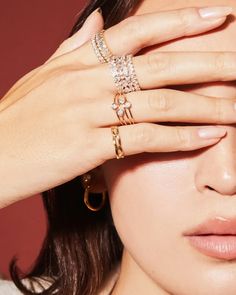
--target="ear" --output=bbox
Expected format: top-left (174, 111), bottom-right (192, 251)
top-left (88, 165), bottom-right (108, 193)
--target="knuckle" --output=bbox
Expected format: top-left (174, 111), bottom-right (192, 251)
top-left (146, 53), bottom-right (171, 75)
top-left (176, 8), bottom-right (193, 34)
top-left (214, 98), bottom-right (225, 122)
top-left (134, 123), bottom-right (155, 147)
top-left (41, 67), bottom-right (63, 82)
top-left (51, 67), bottom-right (72, 81)
top-left (176, 127), bottom-right (191, 148)
top-left (213, 52), bottom-right (236, 80)
top-left (45, 67), bottom-right (79, 89)
top-left (148, 90), bottom-right (172, 113)
top-left (121, 16), bottom-right (145, 46)
top-left (214, 52), bottom-right (229, 72)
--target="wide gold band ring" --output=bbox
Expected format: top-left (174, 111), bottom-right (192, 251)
top-left (109, 55), bottom-right (141, 94)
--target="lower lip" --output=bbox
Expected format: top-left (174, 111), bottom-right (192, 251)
top-left (185, 235), bottom-right (236, 260)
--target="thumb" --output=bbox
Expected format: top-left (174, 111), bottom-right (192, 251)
top-left (47, 8), bottom-right (104, 62)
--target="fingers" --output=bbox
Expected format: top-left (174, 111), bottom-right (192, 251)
top-left (97, 51), bottom-right (236, 92)
top-left (135, 52), bottom-right (236, 89)
top-left (75, 6), bottom-right (232, 66)
top-left (95, 123), bottom-right (227, 161)
top-left (90, 89), bottom-right (236, 127)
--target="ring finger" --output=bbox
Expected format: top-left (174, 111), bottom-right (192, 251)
top-left (93, 123), bottom-right (227, 163)
top-left (90, 89), bottom-right (236, 127)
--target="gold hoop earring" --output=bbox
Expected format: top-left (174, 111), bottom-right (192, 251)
top-left (81, 173), bottom-right (107, 212)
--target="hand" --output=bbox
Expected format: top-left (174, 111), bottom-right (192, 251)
top-left (0, 6), bottom-right (235, 206)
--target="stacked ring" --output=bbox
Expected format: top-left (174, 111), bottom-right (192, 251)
top-left (111, 92), bottom-right (134, 125)
top-left (91, 30), bottom-right (113, 63)
top-left (91, 30), bottom-right (142, 160)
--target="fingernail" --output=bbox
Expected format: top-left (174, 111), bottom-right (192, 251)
top-left (199, 6), bottom-right (233, 19)
top-left (198, 127), bottom-right (227, 139)
top-left (83, 7), bottom-right (102, 26)
top-left (93, 7), bottom-right (102, 16)
top-left (97, 7), bottom-right (103, 16)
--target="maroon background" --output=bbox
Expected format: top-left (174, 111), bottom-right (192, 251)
top-left (0, 0), bottom-right (86, 278)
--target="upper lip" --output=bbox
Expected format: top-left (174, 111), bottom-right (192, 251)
top-left (183, 216), bottom-right (236, 236)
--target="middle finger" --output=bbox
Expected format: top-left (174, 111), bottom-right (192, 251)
top-left (97, 51), bottom-right (236, 91)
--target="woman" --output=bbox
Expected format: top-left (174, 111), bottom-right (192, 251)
top-left (0, 0), bottom-right (236, 294)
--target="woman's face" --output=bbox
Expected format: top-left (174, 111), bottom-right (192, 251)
top-left (102, 0), bottom-right (236, 294)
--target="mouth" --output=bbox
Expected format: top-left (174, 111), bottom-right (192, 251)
top-left (183, 216), bottom-right (236, 261)
top-left (185, 234), bottom-right (236, 260)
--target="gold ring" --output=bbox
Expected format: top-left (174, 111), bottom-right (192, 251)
top-left (111, 92), bottom-right (135, 125)
top-left (111, 126), bottom-right (125, 159)
top-left (109, 55), bottom-right (141, 93)
top-left (91, 30), bottom-right (113, 63)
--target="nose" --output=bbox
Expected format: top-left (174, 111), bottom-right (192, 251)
top-left (195, 126), bottom-right (236, 197)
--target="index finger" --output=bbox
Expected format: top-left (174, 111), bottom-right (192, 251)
top-left (74, 6), bottom-right (232, 66)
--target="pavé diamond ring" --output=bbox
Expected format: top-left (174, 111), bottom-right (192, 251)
top-left (91, 30), bottom-right (113, 63)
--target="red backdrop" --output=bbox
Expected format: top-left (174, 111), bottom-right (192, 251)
top-left (0, 0), bottom-right (86, 278)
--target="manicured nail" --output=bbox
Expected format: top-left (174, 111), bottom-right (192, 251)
top-left (198, 127), bottom-right (226, 139)
top-left (199, 6), bottom-right (233, 19)
top-left (97, 7), bottom-right (103, 15)
top-left (93, 7), bottom-right (102, 16)
top-left (83, 7), bottom-right (102, 26)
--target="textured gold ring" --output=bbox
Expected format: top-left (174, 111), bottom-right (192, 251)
top-left (111, 126), bottom-right (125, 159)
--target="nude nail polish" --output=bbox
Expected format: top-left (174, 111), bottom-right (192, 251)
top-left (94, 7), bottom-right (102, 16)
top-left (199, 6), bottom-right (233, 19)
top-left (198, 127), bottom-right (226, 139)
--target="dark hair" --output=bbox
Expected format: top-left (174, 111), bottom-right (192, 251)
top-left (10, 0), bottom-right (142, 294)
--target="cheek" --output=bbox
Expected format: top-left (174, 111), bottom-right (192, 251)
top-left (102, 154), bottom-right (236, 294)
top-left (102, 152), bottom-right (194, 255)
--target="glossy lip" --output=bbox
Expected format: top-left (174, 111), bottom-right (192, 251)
top-left (183, 216), bottom-right (236, 236)
top-left (183, 216), bottom-right (236, 260)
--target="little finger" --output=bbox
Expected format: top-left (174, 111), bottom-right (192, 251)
top-left (94, 123), bottom-right (227, 161)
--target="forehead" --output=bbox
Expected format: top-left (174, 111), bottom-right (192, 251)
top-left (134, 0), bottom-right (236, 52)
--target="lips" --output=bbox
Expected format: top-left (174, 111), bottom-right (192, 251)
top-left (183, 216), bottom-right (236, 260)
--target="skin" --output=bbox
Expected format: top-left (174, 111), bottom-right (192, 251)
top-left (0, 2), bottom-right (235, 294)
top-left (98, 1), bottom-right (236, 294)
